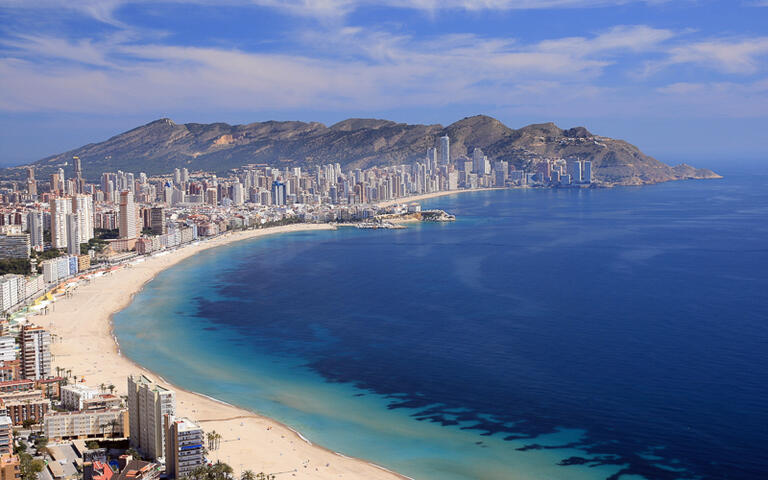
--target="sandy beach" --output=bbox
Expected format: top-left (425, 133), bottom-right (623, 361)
top-left (376, 188), bottom-right (504, 207)
top-left (40, 224), bottom-right (406, 480)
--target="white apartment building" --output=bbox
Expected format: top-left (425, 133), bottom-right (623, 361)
top-left (44, 408), bottom-right (127, 440)
top-left (127, 375), bottom-right (175, 461)
top-left (20, 325), bottom-right (51, 380)
top-left (0, 337), bottom-right (16, 363)
top-left (60, 384), bottom-right (99, 411)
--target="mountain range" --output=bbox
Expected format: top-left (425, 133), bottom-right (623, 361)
top-left (2, 115), bottom-right (719, 185)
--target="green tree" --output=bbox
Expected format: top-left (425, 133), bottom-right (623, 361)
top-left (19, 452), bottom-right (45, 480)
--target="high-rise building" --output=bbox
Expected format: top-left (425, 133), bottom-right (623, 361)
top-left (27, 212), bottom-right (43, 250)
top-left (0, 235), bottom-right (30, 260)
top-left (66, 214), bottom-right (80, 255)
top-left (164, 416), bottom-right (204, 479)
top-left (271, 181), bottom-right (286, 206)
top-left (438, 135), bottom-right (450, 165)
top-left (567, 161), bottom-right (582, 184)
top-left (50, 197), bottom-right (71, 249)
top-left (127, 375), bottom-right (175, 461)
top-left (149, 207), bottom-right (166, 235)
top-left (26, 168), bottom-right (37, 197)
top-left (232, 182), bottom-right (244, 205)
top-left (119, 191), bottom-right (137, 239)
top-left (426, 147), bottom-right (437, 171)
top-left (73, 156), bottom-right (85, 193)
top-left (472, 148), bottom-right (487, 175)
top-left (583, 161), bottom-right (593, 184)
top-left (20, 325), bottom-right (50, 380)
top-left (0, 416), bottom-right (11, 455)
top-left (71, 194), bottom-right (94, 244)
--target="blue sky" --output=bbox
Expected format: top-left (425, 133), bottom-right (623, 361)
top-left (1, 0), bottom-right (767, 167)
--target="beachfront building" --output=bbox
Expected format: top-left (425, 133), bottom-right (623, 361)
top-left (20, 324), bottom-right (51, 380)
top-left (61, 384), bottom-right (100, 411)
top-left (119, 191), bottom-right (137, 239)
top-left (164, 416), bottom-right (204, 479)
top-left (44, 408), bottom-right (128, 441)
top-left (127, 375), bottom-right (175, 461)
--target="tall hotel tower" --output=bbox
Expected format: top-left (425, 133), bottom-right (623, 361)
top-left (127, 375), bottom-right (176, 461)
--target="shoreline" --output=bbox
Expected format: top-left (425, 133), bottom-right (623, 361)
top-left (376, 187), bottom-right (504, 207)
top-left (43, 223), bottom-right (408, 480)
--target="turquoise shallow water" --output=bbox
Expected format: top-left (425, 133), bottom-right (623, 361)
top-left (114, 165), bottom-right (768, 480)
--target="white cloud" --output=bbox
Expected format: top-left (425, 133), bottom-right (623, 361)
top-left (0, 0), bottom-right (671, 23)
top-left (666, 38), bottom-right (768, 74)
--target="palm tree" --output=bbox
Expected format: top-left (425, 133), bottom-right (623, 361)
top-left (108, 384), bottom-right (115, 395)
top-left (100, 383), bottom-right (106, 393)
top-left (107, 419), bottom-right (120, 438)
top-left (66, 369), bottom-right (71, 378)
top-left (215, 431), bottom-right (222, 450)
top-left (206, 432), bottom-right (215, 450)
top-left (240, 470), bottom-right (256, 480)
top-left (73, 375), bottom-right (77, 383)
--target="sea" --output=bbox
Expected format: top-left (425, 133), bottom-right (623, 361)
top-left (113, 160), bottom-right (768, 480)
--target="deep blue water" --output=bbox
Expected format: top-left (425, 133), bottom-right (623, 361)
top-left (114, 164), bottom-right (768, 480)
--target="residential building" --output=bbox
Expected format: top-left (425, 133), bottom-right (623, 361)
top-left (20, 324), bottom-right (51, 380)
top-left (127, 375), bottom-right (175, 460)
top-left (149, 207), bottom-right (165, 235)
top-left (119, 191), bottom-right (137, 239)
top-left (567, 161), bottom-right (583, 184)
top-left (51, 196), bottom-right (71, 249)
top-left (438, 135), bottom-right (450, 165)
top-left (114, 458), bottom-right (160, 480)
top-left (0, 391), bottom-right (50, 425)
top-left (0, 234), bottom-right (30, 259)
top-left (72, 194), bottom-right (95, 243)
top-left (0, 416), bottom-right (11, 455)
top-left (164, 416), bottom-right (204, 479)
top-left (0, 454), bottom-right (19, 480)
top-left (61, 384), bottom-right (99, 410)
top-left (27, 211), bottom-right (43, 250)
top-left (44, 407), bottom-right (128, 440)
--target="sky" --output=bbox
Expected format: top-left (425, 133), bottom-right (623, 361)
top-left (0, 0), bottom-right (767, 167)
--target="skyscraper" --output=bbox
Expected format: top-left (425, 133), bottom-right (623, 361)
top-left (65, 214), bottom-right (80, 255)
top-left (567, 161), bottom-right (583, 183)
top-left (73, 156), bottom-right (85, 193)
top-left (119, 191), bottom-right (137, 239)
top-left (50, 197), bottom-right (71, 249)
top-left (20, 325), bottom-right (51, 380)
top-left (164, 416), bottom-right (204, 479)
top-left (472, 148), bottom-right (485, 175)
top-left (127, 375), bottom-right (176, 461)
top-left (438, 135), bottom-right (450, 166)
top-left (272, 181), bottom-right (286, 206)
top-left (149, 207), bottom-right (166, 235)
top-left (26, 167), bottom-right (37, 197)
top-left (583, 161), bottom-right (593, 183)
top-left (71, 194), bottom-right (94, 244)
top-left (27, 211), bottom-right (43, 250)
